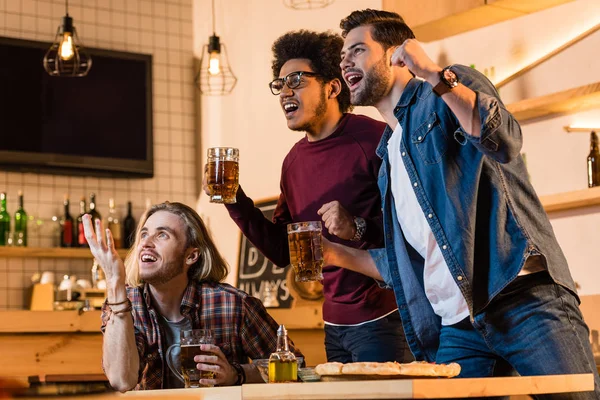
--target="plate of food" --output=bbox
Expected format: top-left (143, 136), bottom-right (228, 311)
top-left (314, 361), bottom-right (461, 381)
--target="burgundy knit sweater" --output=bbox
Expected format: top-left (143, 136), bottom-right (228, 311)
top-left (226, 113), bottom-right (398, 324)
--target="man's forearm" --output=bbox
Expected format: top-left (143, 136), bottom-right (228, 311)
top-left (440, 84), bottom-right (481, 137)
top-left (102, 283), bottom-right (140, 392)
top-left (422, 67), bottom-right (481, 138)
top-left (325, 241), bottom-right (383, 280)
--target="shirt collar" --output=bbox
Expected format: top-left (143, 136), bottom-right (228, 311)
top-left (141, 280), bottom-right (201, 315)
top-left (376, 78), bottom-right (424, 159)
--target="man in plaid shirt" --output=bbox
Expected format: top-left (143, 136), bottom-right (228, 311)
top-left (83, 202), bottom-right (302, 391)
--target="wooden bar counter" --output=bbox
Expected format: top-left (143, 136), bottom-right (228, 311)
top-left (9, 374), bottom-right (594, 400)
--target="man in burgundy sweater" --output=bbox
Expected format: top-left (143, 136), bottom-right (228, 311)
top-left (213, 31), bottom-right (411, 363)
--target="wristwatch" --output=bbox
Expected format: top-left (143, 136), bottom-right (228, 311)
top-left (351, 217), bottom-right (367, 242)
top-left (432, 66), bottom-right (459, 96)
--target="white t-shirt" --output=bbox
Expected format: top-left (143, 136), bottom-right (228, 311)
top-left (387, 123), bottom-right (469, 326)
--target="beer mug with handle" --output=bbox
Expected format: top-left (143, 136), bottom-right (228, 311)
top-left (205, 147), bottom-right (239, 204)
top-left (287, 221), bottom-right (324, 282)
top-left (166, 329), bottom-right (216, 388)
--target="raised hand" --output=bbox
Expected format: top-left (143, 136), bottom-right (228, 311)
top-left (82, 214), bottom-right (126, 284)
top-left (194, 344), bottom-right (237, 386)
top-left (391, 39), bottom-right (442, 83)
top-left (317, 201), bottom-right (356, 241)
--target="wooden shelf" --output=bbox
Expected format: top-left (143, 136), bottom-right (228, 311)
top-left (0, 246), bottom-right (129, 259)
top-left (382, 0), bottom-right (574, 42)
top-left (540, 186), bottom-right (600, 213)
top-left (506, 81), bottom-right (600, 123)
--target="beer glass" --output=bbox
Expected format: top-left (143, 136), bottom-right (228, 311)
top-left (165, 329), bottom-right (216, 388)
top-left (287, 221), bottom-right (324, 282)
top-left (205, 147), bottom-right (239, 204)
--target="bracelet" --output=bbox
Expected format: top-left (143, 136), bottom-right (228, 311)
top-left (104, 298), bottom-right (133, 324)
top-left (105, 298), bottom-right (130, 306)
top-left (231, 362), bottom-right (245, 385)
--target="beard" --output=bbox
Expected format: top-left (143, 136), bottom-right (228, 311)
top-left (293, 87), bottom-right (328, 134)
top-left (351, 54), bottom-right (391, 107)
top-left (141, 255), bottom-right (186, 286)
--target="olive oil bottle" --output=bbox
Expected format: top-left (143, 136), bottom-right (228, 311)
top-left (268, 325), bottom-right (297, 383)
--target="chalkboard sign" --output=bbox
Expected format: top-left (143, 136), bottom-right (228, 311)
top-left (236, 198), bottom-right (293, 308)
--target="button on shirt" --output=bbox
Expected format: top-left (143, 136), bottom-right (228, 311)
top-left (387, 123), bottom-right (469, 326)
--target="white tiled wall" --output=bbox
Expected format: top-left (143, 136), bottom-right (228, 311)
top-left (0, 0), bottom-right (198, 309)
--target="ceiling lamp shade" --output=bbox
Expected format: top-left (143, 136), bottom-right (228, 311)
top-left (195, 0), bottom-right (237, 95)
top-left (43, 0), bottom-right (91, 77)
top-left (283, 0), bottom-right (335, 9)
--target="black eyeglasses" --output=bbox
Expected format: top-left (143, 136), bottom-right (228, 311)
top-left (269, 71), bottom-right (320, 95)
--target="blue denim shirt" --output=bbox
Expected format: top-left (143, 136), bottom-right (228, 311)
top-left (369, 65), bottom-right (577, 362)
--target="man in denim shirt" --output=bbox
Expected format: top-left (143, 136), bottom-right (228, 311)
top-left (324, 8), bottom-right (600, 398)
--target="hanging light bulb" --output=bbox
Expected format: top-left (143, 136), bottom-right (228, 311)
top-left (43, 0), bottom-right (91, 77)
top-left (195, 0), bottom-right (237, 95)
top-left (208, 35), bottom-right (221, 76)
top-left (58, 32), bottom-right (75, 60)
top-left (283, 0), bottom-right (335, 10)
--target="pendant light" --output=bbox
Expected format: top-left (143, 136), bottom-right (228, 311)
top-left (195, 0), bottom-right (237, 95)
top-left (43, 0), bottom-right (91, 77)
top-left (283, 0), bottom-right (335, 9)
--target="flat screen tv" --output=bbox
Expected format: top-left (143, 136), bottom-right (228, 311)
top-left (0, 36), bottom-right (153, 178)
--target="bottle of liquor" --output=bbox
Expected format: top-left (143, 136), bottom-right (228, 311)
top-left (88, 193), bottom-right (102, 224)
top-left (60, 194), bottom-right (75, 248)
top-left (588, 131), bottom-right (600, 188)
top-left (268, 325), bottom-right (297, 383)
top-left (0, 192), bottom-right (10, 246)
top-left (14, 190), bottom-right (27, 247)
top-left (123, 201), bottom-right (136, 248)
top-left (107, 198), bottom-right (122, 248)
top-left (77, 197), bottom-right (88, 248)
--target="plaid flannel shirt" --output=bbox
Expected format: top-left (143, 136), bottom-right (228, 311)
top-left (101, 280), bottom-right (303, 390)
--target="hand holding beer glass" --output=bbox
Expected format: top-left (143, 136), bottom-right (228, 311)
top-left (205, 147), bottom-right (239, 204)
top-left (166, 329), bottom-right (216, 388)
top-left (287, 221), bottom-right (324, 282)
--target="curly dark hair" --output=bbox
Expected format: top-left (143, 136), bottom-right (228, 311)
top-left (340, 9), bottom-right (415, 50)
top-left (271, 30), bottom-right (352, 113)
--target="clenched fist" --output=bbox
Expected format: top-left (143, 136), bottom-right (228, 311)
top-left (317, 201), bottom-right (356, 241)
top-left (391, 39), bottom-right (442, 84)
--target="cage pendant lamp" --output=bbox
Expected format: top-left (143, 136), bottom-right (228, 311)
top-left (43, 0), bottom-right (91, 77)
top-left (195, 0), bottom-right (237, 95)
top-left (284, 0), bottom-right (335, 10)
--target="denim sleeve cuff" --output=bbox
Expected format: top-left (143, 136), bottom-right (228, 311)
top-left (461, 90), bottom-right (502, 152)
top-left (368, 248), bottom-right (392, 289)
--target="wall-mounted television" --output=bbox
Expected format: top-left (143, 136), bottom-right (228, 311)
top-left (0, 36), bottom-right (153, 178)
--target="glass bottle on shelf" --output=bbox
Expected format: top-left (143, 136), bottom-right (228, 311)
top-left (77, 197), bottom-right (87, 248)
top-left (588, 131), bottom-right (600, 188)
top-left (60, 194), bottom-right (75, 248)
top-left (88, 193), bottom-right (102, 224)
top-left (107, 198), bottom-right (122, 248)
top-left (123, 201), bottom-right (136, 249)
top-left (14, 190), bottom-right (27, 247)
top-left (0, 192), bottom-right (9, 246)
top-left (268, 324), bottom-right (297, 383)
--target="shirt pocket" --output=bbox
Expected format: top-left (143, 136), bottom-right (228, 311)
top-left (410, 112), bottom-right (449, 165)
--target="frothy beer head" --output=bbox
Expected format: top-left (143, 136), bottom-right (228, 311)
top-left (287, 221), bottom-right (324, 282)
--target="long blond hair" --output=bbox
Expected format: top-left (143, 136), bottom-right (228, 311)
top-left (124, 202), bottom-right (229, 287)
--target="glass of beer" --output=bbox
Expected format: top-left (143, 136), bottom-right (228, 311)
top-left (205, 147), bottom-right (239, 204)
top-left (165, 329), bottom-right (216, 388)
top-left (287, 221), bottom-right (324, 282)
